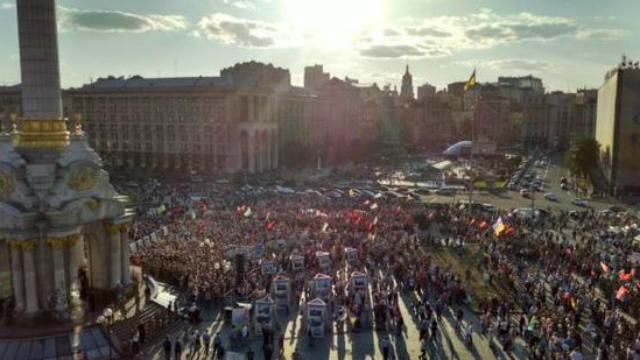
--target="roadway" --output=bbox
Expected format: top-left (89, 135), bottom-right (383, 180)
top-left (419, 155), bottom-right (627, 213)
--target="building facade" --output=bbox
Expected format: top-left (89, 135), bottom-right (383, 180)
top-left (573, 89), bottom-right (598, 142)
top-left (596, 65), bottom-right (640, 195)
top-left (417, 82), bottom-right (436, 100)
top-left (0, 85), bottom-right (21, 129)
top-left (304, 64), bottom-right (330, 91)
top-left (472, 97), bottom-right (512, 155)
top-left (545, 91), bottom-right (576, 150)
top-left (66, 62), bottom-right (284, 174)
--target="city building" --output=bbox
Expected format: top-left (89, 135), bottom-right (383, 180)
top-left (66, 62), bottom-right (283, 174)
top-left (417, 82), bottom-right (436, 100)
top-left (596, 60), bottom-right (640, 195)
top-left (545, 91), bottom-right (576, 150)
top-left (314, 77), bottom-right (367, 164)
top-left (411, 96), bottom-right (454, 152)
top-left (304, 64), bottom-right (330, 90)
top-left (497, 75), bottom-right (544, 95)
top-left (447, 81), bottom-right (466, 98)
top-left (573, 88), bottom-right (598, 141)
top-left (0, 85), bottom-right (21, 128)
top-left (400, 65), bottom-right (414, 100)
top-left (276, 86), bottom-right (317, 167)
top-left (472, 96), bottom-right (512, 155)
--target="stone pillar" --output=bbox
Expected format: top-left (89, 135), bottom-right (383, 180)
top-left (248, 132), bottom-right (256, 173)
top-left (67, 234), bottom-right (83, 292)
top-left (264, 133), bottom-right (272, 170)
top-left (22, 240), bottom-right (40, 315)
top-left (273, 133), bottom-right (279, 169)
top-left (120, 224), bottom-right (132, 286)
top-left (256, 135), bottom-right (262, 173)
top-left (47, 237), bottom-right (67, 310)
top-left (106, 224), bottom-right (122, 288)
top-left (88, 230), bottom-right (108, 289)
top-left (9, 241), bottom-right (25, 312)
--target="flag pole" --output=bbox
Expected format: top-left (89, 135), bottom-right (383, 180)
top-left (468, 68), bottom-right (476, 209)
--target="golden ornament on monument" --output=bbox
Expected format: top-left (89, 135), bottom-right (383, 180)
top-left (68, 167), bottom-right (98, 191)
top-left (85, 199), bottom-right (99, 210)
top-left (0, 172), bottom-right (15, 199)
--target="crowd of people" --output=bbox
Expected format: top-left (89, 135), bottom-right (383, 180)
top-left (118, 176), bottom-right (640, 359)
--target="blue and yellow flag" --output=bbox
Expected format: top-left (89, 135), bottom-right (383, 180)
top-left (464, 70), bottom-right (477, 91)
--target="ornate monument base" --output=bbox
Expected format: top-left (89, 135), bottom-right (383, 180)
top-left (0, 119), bottom-right (133, 322)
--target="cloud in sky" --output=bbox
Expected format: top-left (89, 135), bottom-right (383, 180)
top-left (58, 7), bottom-right (188, 33)
top-left (359, 44), bottom-right (425, 59)
top-left (358, 8), bottom-right (625, 59)
top-left (195, 13), bottom-right (281, 48)
top-left (486, 59), bottom-right (551, 71)
top-left (576, 28), bottom-right (627, 40)
top-left (1, 2), bottom-right (14, 10)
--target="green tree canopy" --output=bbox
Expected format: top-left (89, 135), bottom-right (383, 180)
top-left (565, 138), bottom-right (600, 181)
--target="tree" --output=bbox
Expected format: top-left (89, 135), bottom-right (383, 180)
top-left (565, 138), bottom-right (600, 182)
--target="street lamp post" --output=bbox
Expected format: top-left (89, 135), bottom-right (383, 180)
top-left (530, 184), bottom-right (535, 209)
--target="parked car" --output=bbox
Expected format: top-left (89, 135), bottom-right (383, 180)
top-left (544, 193), bottom-right (558, 201)
top-left (571, 198), bottom-right (590, 207)
top-left (560, 183), bottom-right (568, 191)
top-left (412, 188), bottom-right (431, 195)
top-left (435, 188), bottom-right (455, 196)
top-left (520, 189), bottom-right (531, 198)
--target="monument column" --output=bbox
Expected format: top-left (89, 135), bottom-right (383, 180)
top-left (47, 237), bottom-right (67, 310)
top-left (120, 224), bottom-right (132, 286)
top-left (9, 241), bottom-right (25, 312)
top-left (106, 223), bottom-right (122, 287)
top-left (17, 0), bottom-right (62, 119)
top-left (22, 240), bottom-right (40, 315)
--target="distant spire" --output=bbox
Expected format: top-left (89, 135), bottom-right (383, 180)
top-left (405, 62), bottom-right (410, 74)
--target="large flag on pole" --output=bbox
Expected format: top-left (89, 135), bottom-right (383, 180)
top-left (464, 69), bottom-right (477, 91)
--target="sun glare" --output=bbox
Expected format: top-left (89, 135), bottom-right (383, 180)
top-left (285, 0), bottom-right (384, 48)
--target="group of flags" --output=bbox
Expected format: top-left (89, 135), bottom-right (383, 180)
top-left (600, 261), bottom-right (638, 302)
top-left (469, 216), bottom-right (515, 238)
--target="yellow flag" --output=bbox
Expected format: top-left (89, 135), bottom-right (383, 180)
top-left (464, 70), bottom-right (477, 91)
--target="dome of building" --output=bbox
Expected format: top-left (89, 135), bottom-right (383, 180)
top-left (443, 141), bottom-right (472, 156)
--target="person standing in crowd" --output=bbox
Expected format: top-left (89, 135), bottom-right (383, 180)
top-left (174, 337), bottom-right (183, 360)
top-left (162, 336), bottom-right (172, 360)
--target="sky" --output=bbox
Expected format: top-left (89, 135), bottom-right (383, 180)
top-left (0, 0), bottom-right (638, 92)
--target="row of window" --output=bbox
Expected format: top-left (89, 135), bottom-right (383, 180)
top-left (89, 140), bottom-right (227, 153)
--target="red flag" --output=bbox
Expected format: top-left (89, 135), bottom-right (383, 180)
top-left (395, 206), bottom-right (403, 214)
top-left (616, 285), bottom-right (629, 301)
top-left (266, 221), bottom-right (276, 230)
top-left (478, 221), bottom-right (489, 230)
top-left (619, 270), bottom-right (632, 282)
top-left (367, 222), bottom-right (375, 233)
top-left (600, 262), bottom-right (610, 273)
